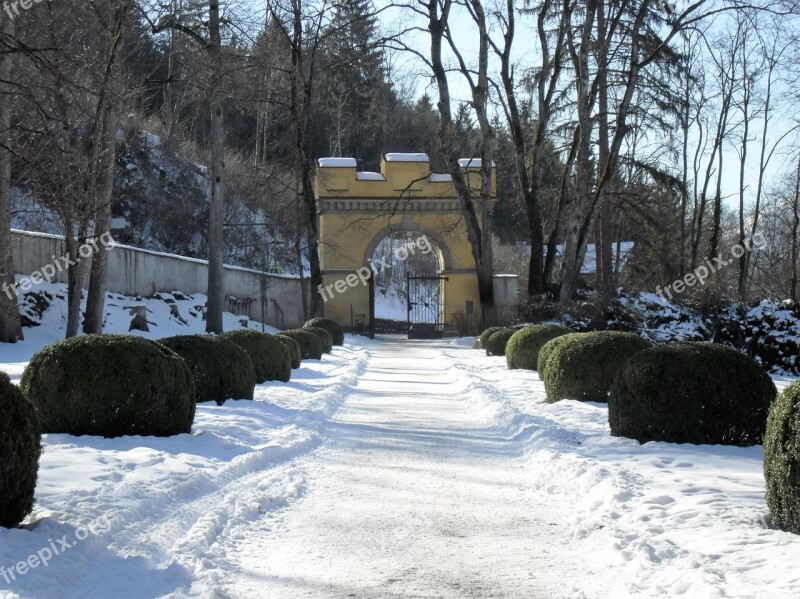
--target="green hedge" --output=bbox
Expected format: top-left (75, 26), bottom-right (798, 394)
top-left (537, 334), bottom-right (574, 377)
top-left (540, 331), bottom-right (652, 403)
top-left (505, 324), bottom-right (573, 370)
top-left (303, 317), bottom-right (344, 346)
top-left (20, 335), bottom-right (195, 438)
top-left (764, 381), bottom-right (800, 534)
top-left (281, 329), bottom-right (323, 360)
top-left (485, 328), bottom-right (516, 356)
top-left (158, 335), bottom-right (256, 404)
top-left (305, 326), bottom-right (333, 354)
top-left (609, 342), bottom-right (776, 445)
top-left (479, 327), bottom-right (506, 350)
top-left (276, 334), bottom-right (302, 369)
top-left (220, 330), bottom-right (291, 383)
top-left (0, 372), bottom-right (41, 528)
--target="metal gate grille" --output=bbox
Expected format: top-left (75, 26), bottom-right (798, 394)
top-left (406, 274), bottom-right (447, 339)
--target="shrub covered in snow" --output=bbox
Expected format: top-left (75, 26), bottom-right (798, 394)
top-left (485, 328), bottom-right (516, 356)
top-left (220, 330), bottom-right (291, 383)
top-left (303, 317), bottom-right (344, 346)
top-left (305, 326), bottom-right (333, 354)
top-left (281, 329), bottom-right (323, 360)
top-left (764, 381), bottom-right (800, 534)
top-left (609, 342), bottom-right (776, 446)
top-left (540, 331), bottom-right (651, 403)
top-left (158, 335), bottom-right (256, 404)
top-left (20, 335), bottom-right (195, 438)
top-left (276, 334), bottom-right (302, 369)
top-left (505, 324), bottom-right (573, 369)
top-left (478, 327), bottom-right (506, 350)
top-left (0, 372), bottom-right (41, 528)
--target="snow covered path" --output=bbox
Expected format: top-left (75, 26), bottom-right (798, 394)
top-left (3, 333), bottom-right (800, 599)
top-left (222, 339), bottom-right (575, 598)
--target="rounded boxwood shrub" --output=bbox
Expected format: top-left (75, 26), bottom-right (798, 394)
top-left (158, 335), bottom-right (256, 404)
top-left (281, 329), bottom-right (323, 360)
top-left (479, 327), bottom-right (505, 350)
top-left (0, 372), bottom-right (41, 528)
top-left (537, 334), bottom-right (574, 378)
top-left (540, 331), bottom-right (652, 403)
top-left (276, 334), bottom-right (302, 369)
top-left (485, 328), bottom-right (516, 356)
top-left (609, 342), bottom-right (776, 446)
top-left (20, 335), bottom-right (195, 438)
top-left (303, 317), bottom-right (344, 346)
top-left (305, 326), bottom-right (333, 354)
top-left (505, 324), bottom-right (573, 370)
top-left (220, 330), bottom-right (291, 383)
top-left (764, 381), bottom-right (800, 534)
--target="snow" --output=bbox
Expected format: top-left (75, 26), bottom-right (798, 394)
top-left (1, 325), bottom-right (799, 597)
top-left (458, 158), bottom-right (496, 168)
top-left (355, 171), bottom-right (385, 181)
top-left (383, 153), bottom-right (429, 162)
top-left (317, 157), bottom-right (357, 168)
top-left (429, 173), bottom-right (453, 182)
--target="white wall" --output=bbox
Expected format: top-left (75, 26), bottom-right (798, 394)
top-left (10, 230), bottom-right (307, 329)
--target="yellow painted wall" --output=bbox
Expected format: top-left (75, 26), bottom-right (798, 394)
top-left (315, 154), bottom-right (493, 330)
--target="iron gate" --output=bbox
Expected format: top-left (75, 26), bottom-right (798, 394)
top-left (406, 273), bottom-right (447, 339)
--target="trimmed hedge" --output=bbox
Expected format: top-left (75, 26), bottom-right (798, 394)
top-left (158, 335), bottom-right (256, 404)
top-left (281, 329), bottom-right (323, 360)
top-left (537, 334), bottom-right (574, 376)
top-left (479, 327), bottom-right (505, 350)
top-left (220, 330), bottom-right (291, 383)
top-left (303, 317), bottom-right (344, 346)
top-left (306, 326), bottom-right (333, 354)
top-left (505, 324), bottom-right (573, 370)
top-left (0, 372), bottom-right (41, 528)
top-left (764, 381), bottom-right (800, 534)
top-left (609, 342), bottom-right (776, 446)
top-left (485, 328), bottom-right (516, 356)
top-left (276, 334), bottom-right (302, 369)
top-left (540, 331), bottom-right (652, 403)
top-left (20, 335), bottom-right (195, 438)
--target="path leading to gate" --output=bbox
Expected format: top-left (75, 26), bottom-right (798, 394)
top-left (223, 338), bottom-right (579, 598)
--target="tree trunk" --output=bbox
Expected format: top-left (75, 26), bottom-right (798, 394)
top-left (0, 13), bottom-right (22, 342)
top-left (427, 0), bottom-right (493, 316)
top-left (791, 156), bottom-right (800, 304)
top-left (595, 0), bottom-right (613, 293)
top-left (559, 0), bottom-right (596, 303)
top-left (85, 2), bottom-right (127, 334)
top-left (205, 0), bottom-right (225, 334)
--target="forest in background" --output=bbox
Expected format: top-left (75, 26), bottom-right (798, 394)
top-left (1, 0), bottom-right (800, 342)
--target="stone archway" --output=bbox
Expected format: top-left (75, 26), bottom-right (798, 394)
top-left (314, 153), bottom-right (494, 335)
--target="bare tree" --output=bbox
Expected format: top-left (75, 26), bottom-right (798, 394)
top-left (0, 13), bottom-right (21, 342)
top-left (84, 0), bottom-right (131, 334)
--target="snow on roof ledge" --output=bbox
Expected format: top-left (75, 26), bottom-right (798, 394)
top-left (356, 171), bottom-right (386, 181)
top-left (318, 157), bottom-right (357, 168)
top-left (458, 158), bottom-right (496, 168)
top-left (384, 153), bottom-right (429, 162)
top-left (429, 173), bottom-right (452, 183)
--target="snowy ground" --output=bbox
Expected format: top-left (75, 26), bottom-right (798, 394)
top-left (2, 328), bottom-right (800, 597)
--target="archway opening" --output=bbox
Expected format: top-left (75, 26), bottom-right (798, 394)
top-left (370, 231), bottom-right (443, 329)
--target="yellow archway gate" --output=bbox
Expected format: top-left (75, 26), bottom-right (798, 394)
top-left (315, 153), bottom-right (495, 336)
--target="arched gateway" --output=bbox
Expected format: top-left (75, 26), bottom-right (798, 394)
top-left (315, 153), bottom-right (494, 338)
